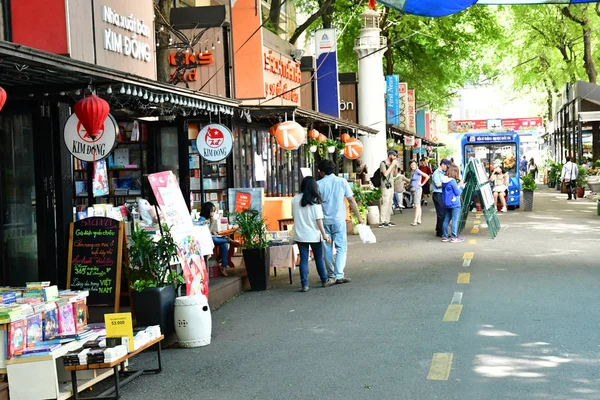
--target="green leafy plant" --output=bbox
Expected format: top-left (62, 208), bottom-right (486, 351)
top-left (594, 159), bottom-right (600, 168)
top-left (521, 174), bottom-right (538, 191)
top-left (547, 163), bottom-right (561, 183)
top-left (335, 141), bottom-right (346, 151)
top-left (231, 209), bottom-right (268, 249)
top-left (324, 139), bottom-right (337, 149)
top-left (576, 166), bottom-right (588, 188)
top-left (307, 138), bottom-right (320, 148)
top-left (364, 187), bottom-right (382, 205)
top-left (127, 225), bottom-right (184, 293)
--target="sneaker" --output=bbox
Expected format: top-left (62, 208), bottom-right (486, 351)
top-left (450, 237), bottom-right (464, 243)
top-left (323, 278), bottom-right (336, 287)
top-left (335, 277), bottom-right (352, 284)
top-left (501, 208), bottom-right (507, 213)
top-left (378, 223), bottom-right (388, 228)
top-left (387, 222), bottom-right (396, 227)
top-left (441, 237), bottom-right (450, 242)
top-left (300, 286), bottom-right (310, 292)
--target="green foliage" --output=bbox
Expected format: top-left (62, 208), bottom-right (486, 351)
top-left (127, 225), bottom-right (183, 293)
top-left (521, 174), bottom-right (538, 191)
top-left (577, 165), bottom-right (588, 187)
top-left (231, 209), bottom-right (268, 249)
top-left (594, 159), bottom-right (600, 168)
top-left (547, 163), bottom-right (562, 182)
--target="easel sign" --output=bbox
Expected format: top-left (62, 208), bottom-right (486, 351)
top-left (67, 217), bottom-right (125, 312)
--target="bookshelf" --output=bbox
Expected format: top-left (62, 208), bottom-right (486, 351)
top-left (188, 130), bottom-right (228, 212)
top-left (72, 120), bottom-right (148, 213)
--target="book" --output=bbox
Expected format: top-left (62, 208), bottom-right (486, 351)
top-left (113, 148), bottom-right (130, 166)
top-left (43, 308), bottom-right (59, 340)
top-left (74, 300), bottom-right (88, 332)
top-left (15, 342), bottom-right (60, 356)
top-left (8, 318), bottom-right (27, 358)
top-left (26, 314), bottom-right (43, 347)
top-left (58, 304), bottom-right (77, 335)
top-left (75, 181), bottom-right (88, 196)
top-left (43, 285), bottom-right (59, 302)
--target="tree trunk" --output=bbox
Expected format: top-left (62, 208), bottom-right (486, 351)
top-left (289, 0), bottom-right (335, 45)
top-left (583, 28), bottom-right (597, 83)
top-left (321, 1), bottom-right (335, 29)
top-left (155, 0), bottom-right (172, 83)
top-left (268, 0), bottom-right (282, 34)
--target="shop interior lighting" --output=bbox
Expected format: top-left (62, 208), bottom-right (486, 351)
top-left (217, 36), bottom-right (220, 44)
top-left (60, 91), bottom-right (66, 96)
top-left (106, 86), bottom-right (112, 94)
top-left (126, 85), bottom-right (132, 95)
top-left (212, 43), bottom-right (215, 50)
top-left (120, 84), bottom-right (125, 94)
top-left (75, 89), bottom-right (81, 95)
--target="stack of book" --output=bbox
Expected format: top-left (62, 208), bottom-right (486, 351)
top-left (63, 350), bottom-right (82, 366)
top-left (87, 349), bottom-right (105, 364)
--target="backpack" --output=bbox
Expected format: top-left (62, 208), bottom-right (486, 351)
top-left (371, 168), bottom-right (382, 188)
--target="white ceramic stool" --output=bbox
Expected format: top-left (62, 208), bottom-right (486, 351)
top-left (174, 295), bottom-right (212, 347)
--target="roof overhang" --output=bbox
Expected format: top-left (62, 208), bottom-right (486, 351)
top-left (387, 124), bottom-right (445, 147)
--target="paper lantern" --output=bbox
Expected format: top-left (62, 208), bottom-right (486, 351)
top-left (318, 133), bottom-right (327, 143)
top-left (74, 95), bottom-right (110, 140)
top-left (269, 123), bottom-right (281, 137)
top-left (275, 121), bottom-right (306, 150)
top-left (340, 133), bottom-right (350, 143)
top-left (0, 86), bottom-right (6, 112)
top-left (308, 129), bottom-right (320, 140)
top-left (344, 138), bottom-right (363, 160)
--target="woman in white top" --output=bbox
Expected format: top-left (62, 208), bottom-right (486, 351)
top-left (292, 177), bottom-right (331, 292)
top-left (490, 166), bottom-right (508, 212)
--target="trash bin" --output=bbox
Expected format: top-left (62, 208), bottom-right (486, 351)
top-left (174, 295), bottom-right (212, 347)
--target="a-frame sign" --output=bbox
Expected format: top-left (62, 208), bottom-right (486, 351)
top-left (458, 159), bottom-right (501, 239)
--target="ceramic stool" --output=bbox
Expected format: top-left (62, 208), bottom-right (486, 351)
top-left (174, 295), bottom-right (212, 347)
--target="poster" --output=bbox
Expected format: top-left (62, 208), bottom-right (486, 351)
top-left (174, 233), bottom-right (209, 298)
top-left (234, 192), bottom-right (252, 212)
top-left (148, 171), bottom-right (194, 232)
top-left (93, 160), bottom-right (109, 197)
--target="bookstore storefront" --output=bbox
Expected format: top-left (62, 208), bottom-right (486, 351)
top-left (0, 41), bottom-right (238, 289)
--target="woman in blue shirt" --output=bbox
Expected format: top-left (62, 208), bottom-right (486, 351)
top-left (199, 202), bottom-right (232, 276)
top-left (409, 160), bottom-right (430, 226)
top-left (442, 164), bottom-right (464, 243)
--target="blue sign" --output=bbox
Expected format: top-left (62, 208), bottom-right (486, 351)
top-left (385, 75), bottom-right (399, 126)
top-left (465, 134), bottom-right (516, 143)
top-left (416, 109), bottom-right (426, 137)
top-left (315, 29), bottom-right (340, 118)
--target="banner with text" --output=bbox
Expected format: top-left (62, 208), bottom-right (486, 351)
top-left (386, 75), bottom-right (400, 126)
top-left (315, 29), bottom-right (340, 117)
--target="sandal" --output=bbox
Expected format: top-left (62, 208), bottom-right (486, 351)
top-left (219, 266), bottom-right (228, 277)
top-left (411, 222), bottom-right (418, 226)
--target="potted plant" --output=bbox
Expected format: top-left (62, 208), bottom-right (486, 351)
top-left (324, 139), bottom-right (337, 154)
top-left (231, 209), bottom-right (269, 291)
top-left (307, 138), bottom-right (319, 153)
top-left (126, 225), bottom-right (184, 335)
top-left (351, 184), bottom-right (369, 234)
top-left (546, 163), bottom-right (559, 188)
top-left (576, 166), bottom-right (588, 198)
top-left (521, 174), bottom-right (538, 211)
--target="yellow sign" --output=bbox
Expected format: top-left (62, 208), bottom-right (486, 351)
top-left (104, 312), bottom-right (134, 352)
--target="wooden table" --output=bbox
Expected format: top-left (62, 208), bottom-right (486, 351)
top-left (64, 335), bottom-right (164, 400)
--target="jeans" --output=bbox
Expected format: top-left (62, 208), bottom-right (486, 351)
top-left (393, 192), bottom-right (401, 208)
top-left (432, 192), bottom-right (445, 237)
top-left (297, 242), bottom-right (328, 288)
top-left (212, 236), bottom-right (229, 268)
top-left (442, 206), bottom-right (462, 239)
top-left (323, 221), bottom-right (348, 279)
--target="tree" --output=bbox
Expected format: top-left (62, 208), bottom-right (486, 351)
top-left (155, 0), bottom-right (172, 83)
top-left (562, 4), bottom-right (597, 83)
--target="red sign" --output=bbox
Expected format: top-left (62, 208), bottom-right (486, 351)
top-left (425, 112), bottom-right (430, 140)
top-left (235, 192), bottom-right (252, 212)
top-left (501, 117), bottom-right (543, 131)
top-left (449, 119), bottom-right (487, 133)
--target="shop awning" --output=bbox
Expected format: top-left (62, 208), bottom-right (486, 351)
top-left (387, 124), bottom-right (445, 147)
top-left (0, 41), bottom-right (239, 110)
top-left (241, 105), bottom-right (378, 135)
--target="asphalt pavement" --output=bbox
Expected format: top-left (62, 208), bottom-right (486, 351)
top-left (119, 187), bottom-right (600, 400)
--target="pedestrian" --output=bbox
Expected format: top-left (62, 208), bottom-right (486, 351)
top-left (432, 158), bottom-right (451, 237)
top-left (490, 166), bottom-right (508, 212)
top-left (356, 159), bottom-right (368, 185)
top-left (317, 159), bottom-right (365, 284)
top-left (419, 157), bottom-right (433, 206)
top-left (520, 155), bottom-right (528, 177)
top-left (292, 177), bottom-right (332, 292)
top-left (378, 150), bottom-right (399, 228)
top-left (560, 156), bottom-right (579, 200)
top-left (441, 164), bottom-right (465, 243)
top-left (200, 202), bottom-right (231, 276)
top-left (393, 167), bottom-right (411, 212)
top-left (409, 160), bottom-right (430, 226)
top-left (528, 157), bottom-right (538, 179)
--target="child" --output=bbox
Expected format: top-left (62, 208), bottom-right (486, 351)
top-left (442, 164), bottom-right (464, 243)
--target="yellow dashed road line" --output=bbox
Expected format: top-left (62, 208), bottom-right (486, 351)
top-left (427, 353), bottom-right (454, 380)
top-left (473, 219), bottom-right (481, 224)
top-left (468, 239), bottom-right (477, 244)
top-left (443, 304), bottom-right (463, 322)
top-left (457, 273), bottom-right (471, 284)
top-left (471, 227), bottom-right (479, 234)
top-left (463, 252), bottom-right (474, 260)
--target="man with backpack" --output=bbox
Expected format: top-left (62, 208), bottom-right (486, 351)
top-left (376, 150), bottom-right (399, 228)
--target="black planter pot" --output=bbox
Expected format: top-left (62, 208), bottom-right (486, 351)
top-left (242, 248), bottom-right (269, 291)
top-left (547, 180), bottom-right (556, 188)
top-left (131, 285), bottom-right (176, 335)
top-left (523, 190), bottom-right (534, 211)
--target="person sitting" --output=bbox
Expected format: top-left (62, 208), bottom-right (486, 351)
top-left (199, 202), bottom-right (235, 276)
top-left (490, 167), bottom-right (508, 212)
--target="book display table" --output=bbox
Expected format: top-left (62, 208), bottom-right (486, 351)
top-left (64, 335), bottom-right (164, 400)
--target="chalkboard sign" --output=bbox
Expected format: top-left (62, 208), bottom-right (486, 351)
top-left (67, 217), bottom-right (124, 311)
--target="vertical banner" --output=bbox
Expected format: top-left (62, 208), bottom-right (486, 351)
top-left (408, 89), bottom-right (416, 132)
top-left (385, 75), bottom-right (400, 126)
top-left (399, 82), bottom-right (408, 129)
top-left (315, 29), bottom-right (340, 118)
top-left (416, 109), bottom-right (426, 137)
top-left (425, 112), bottom-right (431, 140)
top-left (148, 171), bottom-right (194, 231)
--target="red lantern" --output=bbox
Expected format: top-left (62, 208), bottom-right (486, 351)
top-left (74, 95), bottom-right (110, 140)
top-left (275, 121), bottom-right (306, 150)
top-left (318, 133), bottom-right (327, 143)
top-left (0, 86), bottom-right (6, 112)
top-left (340, 133), bottom-right (350, 143)
top-left (308, 129), bottom-right (320, 140)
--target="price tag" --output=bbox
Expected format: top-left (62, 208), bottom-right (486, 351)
top-left (104, 312), bottom-right (134, 352)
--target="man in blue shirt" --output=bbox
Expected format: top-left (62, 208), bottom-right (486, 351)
top-left (432, 159), bottom-right (451, 237)
top-left (317, 160), bottom-right (365, 285)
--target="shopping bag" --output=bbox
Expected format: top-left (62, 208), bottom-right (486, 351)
top-left (357, 224), bottom-right (376, 244)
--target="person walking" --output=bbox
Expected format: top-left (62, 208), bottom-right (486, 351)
top-left (520, 155), bottom-right (528, 177)
top-left (432, 159), bottom-right (451, 237)
top-left (419, 157), bottom-right (433, 206)
top-left (561, 156), bottom-right (579, 200)
top-left (292, 177), bottom-right (331, 292)
top-left (528, 158), bottom-right (538, 179)
top-left (490, 166), bottom-right (508, 212)
top-left (409, 160), bottom-right (430, 226)
top-left (393, 167), bottom-right (411, 212)
top-left (317, 159), bottom-right (365, 284)
top-left (442, 164), bottom-right (465, 243)
top-left (378, 150), bottom-right (399, 228)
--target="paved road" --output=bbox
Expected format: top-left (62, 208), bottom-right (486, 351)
top-left (122, 188), bottom-right (600, 400)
